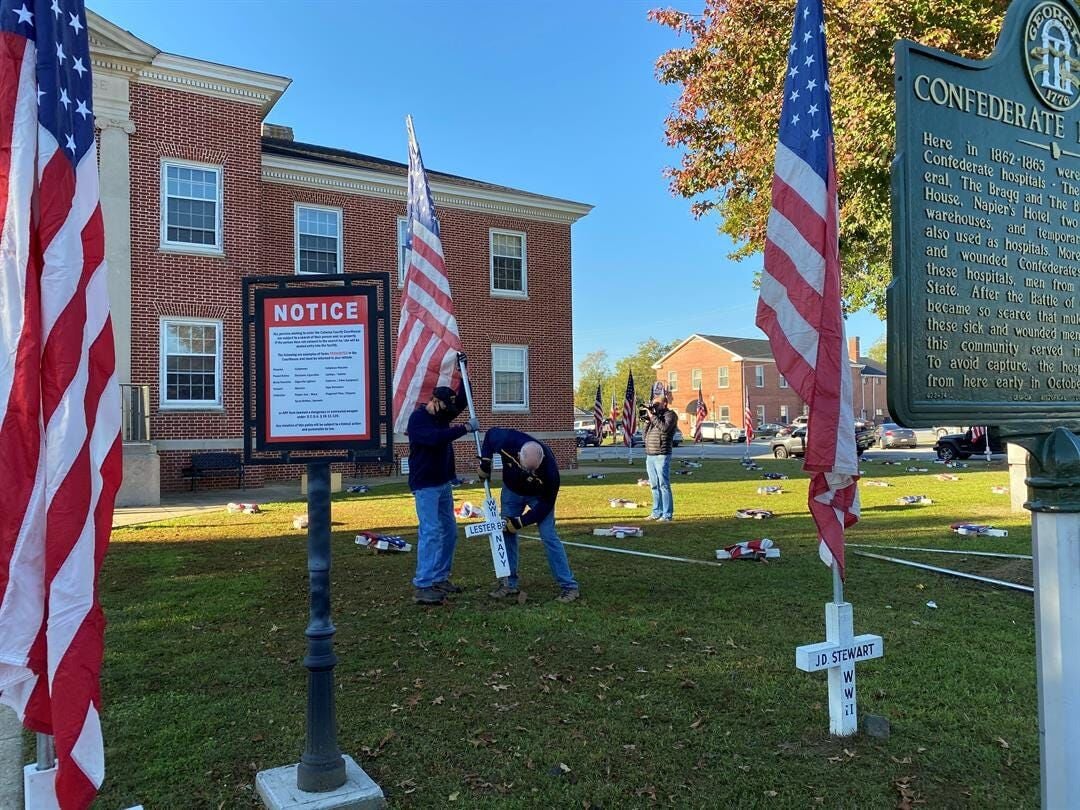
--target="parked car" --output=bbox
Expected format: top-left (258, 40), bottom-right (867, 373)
top-left (673, 429), bottom-right (683, 447)
top-left (875, 422), bottom-right (917, 449)
top-left (575, 428), bottom-right (600, 448)
top-left (771, 426), bottom-right (875, 459)
top-left (791, 415), bottom-right (809, 427)
top-left (934, 428), bottom-right (1004, 461)
top-left (629, 429), bottom-right (682, 448)
top-left (754, 422), bottom-right (786, 438)
top-left (696, 421), bottom-right (745, 443)
top-left (932, 425), bottom-right (964, 437)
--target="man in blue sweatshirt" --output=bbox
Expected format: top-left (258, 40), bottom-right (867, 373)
top-left (407, 383), bottom-right (477, 605)
top-left (478, 428), bottom-right (579, 603)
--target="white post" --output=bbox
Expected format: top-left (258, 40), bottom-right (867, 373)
top-left (0, 706), bottom-right (21, 809)
top-left (1031, 511), bottom-right (1080, 808)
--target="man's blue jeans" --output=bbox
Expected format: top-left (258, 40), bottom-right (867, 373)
top-left (500, 487), bottom-right (578, 590)
top-left (645, 453), bottom-right (673, 519)
top-left (412, 483), bottom-right (457, 588)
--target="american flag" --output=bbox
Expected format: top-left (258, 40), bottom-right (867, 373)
top-left (744, 391), bottom-right (755, 444)
top-left (0, 1), bottom-right (121, 806)
top-left (609, 392), bottom-right (619, 437)
top-left (970, 425), bottom-right (986, 442)
top-left (392, 116), bottom-right (463, 433)
top-left (621, 370), bottom-right (636, 447)
top-left (755, 0), bottom-right (859, 578)
top-left (694, 387), bottom-right (706, 442)
top-left (592, 383), bottom-right (604, 438)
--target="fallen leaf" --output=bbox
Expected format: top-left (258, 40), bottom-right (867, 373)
top-left (432, 695), bottom-right (445, 705)
top-left (995, 737), bottom-right (1010, 749)
top-left (764, 790), bottom-right (778, 797)
top-left (690, 717), bottom-right (705, 729)
top-left (448, 791), bottom-right (459, 801)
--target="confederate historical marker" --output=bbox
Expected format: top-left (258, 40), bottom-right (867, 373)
top-left (890, 0), bottom-right (1080, 434)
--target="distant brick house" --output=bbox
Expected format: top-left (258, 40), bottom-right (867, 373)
top-left (88, 12), bottom-right (591, 501)
top-left (652, 334), bottom-right (888, 432)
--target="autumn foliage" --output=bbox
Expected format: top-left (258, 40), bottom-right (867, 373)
top-left (651, 0), bottom-right (1008, 314)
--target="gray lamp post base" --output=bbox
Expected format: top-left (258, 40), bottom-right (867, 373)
top-left (256, 756), bottom-right (385, 810)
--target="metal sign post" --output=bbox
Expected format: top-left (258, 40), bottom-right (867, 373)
top-left (456, 355), bottom-right (511, 578)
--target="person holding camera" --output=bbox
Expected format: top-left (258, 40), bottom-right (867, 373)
top-left (640, 387), bottom-right (678, 521)
top-left (406, 382), bottom-right (478, 605)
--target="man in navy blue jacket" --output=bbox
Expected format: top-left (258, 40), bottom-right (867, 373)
top-left (407, 383), bottom-right (477, 605)
top-left (478, 428), bottom-right (579, 603)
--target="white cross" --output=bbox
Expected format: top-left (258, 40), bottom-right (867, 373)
top-left (464, 494), bottom-right (510, 578)
top-left (795, 601), bottom-right (883, 735)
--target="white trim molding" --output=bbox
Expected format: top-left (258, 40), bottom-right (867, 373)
top-left (489, 228), bottom-right (528, 299)
top-left (491, 344), bottom-right (530, 412)
top-left (159, 317), bottom-right (224, 411)
top-left (294, 203), bottom-right (343, 275)
top-left (262, 154), bottom-right (592, 225)
top-left (160, 158), bottom-right (224, 255)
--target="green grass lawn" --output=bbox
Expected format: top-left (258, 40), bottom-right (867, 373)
top-left (96, 455), bottom-right (1038, 808)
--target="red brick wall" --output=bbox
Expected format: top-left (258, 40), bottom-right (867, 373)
top-left (127, 83), bottom-right (577, 490)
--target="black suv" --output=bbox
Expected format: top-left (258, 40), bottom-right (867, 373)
top-left (770, 426), bottom-right (875, 459)
top-left (933, 429), bottom-right (1004, 461)
top-left (575, 428), bottom-right (601, 448)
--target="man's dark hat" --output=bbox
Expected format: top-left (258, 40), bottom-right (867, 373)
top-left (431, 386), bottom-right (456, 408)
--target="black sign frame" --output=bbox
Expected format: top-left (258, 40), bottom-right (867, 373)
top-left (241, 273), bottom-right (393, 466)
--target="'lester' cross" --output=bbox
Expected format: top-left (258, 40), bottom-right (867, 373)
top-left (464, 494), bottom-right (510, 578)
top-left (795, 602), bottom-right (884, 735)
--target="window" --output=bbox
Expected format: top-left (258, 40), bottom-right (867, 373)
top-left (780, 405), bottom-right (789, 423)
top-left (397, 216), bottom-right (410, 286)
top-left (492, 345), bottom-right (528, 409)
top-left (779, 374), bottom-right (789, 389)
top-left (667, 371), bottom-right (678, 392)
top-left (160, 319), bottom-right (222, 409)
top-left (490, 230), bottom-right (527, 297)
top-left (160, 160), bottom-right (222, 252)
top-left (755, 365), bottom-right (765, 387)
top-left (875, 408), bottom-right (883, 416)
top-left (875, 377), bottom-right (881, 386)
top-left (691, 368), bottom-right (702, 389)
top-left (717, 366), bottom-right (729, 388)
top-left (757, 405), bottom-right (766, 425)
top-left (295, 205), bottom-right (342, 274)
top-left (719, 405), bottom-right (730, 422)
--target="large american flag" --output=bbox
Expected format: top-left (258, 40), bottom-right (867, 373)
top-left (592, 383), bottom-right (603, 438)
top-left (744, 390), bottom-right (754, 444)
top-left (621, 370), bottom-right (636, 447)
top-left (0, 1), bottom-right (122, 806)
top-left (694, 387), bottom-right (706, 442)
top-left (392, 116), bottom-right (463, 433)
top-left (755, 0), bottom-right (859, 578)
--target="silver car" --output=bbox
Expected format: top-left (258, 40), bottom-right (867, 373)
top-left (876, 422), bottom-right (917, 449)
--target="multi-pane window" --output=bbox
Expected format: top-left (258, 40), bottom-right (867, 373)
top-left (397, 216), bottom-right (410, 286)
top-left (161, 161), bottom-right (221, 250)
top-left (780, 405), bottom-right (789, 423)
top-left (719, 405), bottom-right (730, 422)
top-left (490, 230), bottom-right (526, 296)
top-left (160, 319), bottom-right (222, 408)
top-left (667, 371), bottom-right (678, 392)
top-left (755, 365), bottom-right (765, 387)
top-left (492, 345), bottom-right (528, 409)
top-left (718, 366), bottom-right (729, 388)
top-left (691, 368), bottom-right (702, 389)
top-left (295, 205), bottom-right (341, 274)
top-left (779, 374), bottom-right (789, 388)
top-left (757, 405), bottom-right (766, 425)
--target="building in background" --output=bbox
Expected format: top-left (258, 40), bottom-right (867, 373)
top-left (653, 334), bottom-right (886, 433)
top-left (89, 12), bottom-right (590, 501)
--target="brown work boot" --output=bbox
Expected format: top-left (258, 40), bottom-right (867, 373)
top-left (555, 588), bottom-right (580, 603)
top-left (488, 579), bottom-right (520, 600)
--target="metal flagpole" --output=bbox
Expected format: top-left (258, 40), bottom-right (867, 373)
top-left (457, 354), bottom-right (510, 578)
top-left (832, 560), bottom-right (844, 605)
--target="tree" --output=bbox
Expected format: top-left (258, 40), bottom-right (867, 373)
top-left (613, 338), bottom-right (680, 404)
top-left (866, 333), bottom-right (887, 365)
top-left (650, 0), bottom-right (1007, 315)
top-left (574, 350), bottom-right (615, 412)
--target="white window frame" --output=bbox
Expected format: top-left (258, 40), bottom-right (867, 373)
top-left (778, 374), bottom-right (788, 389)
top-left (489, 229), bottom-right (528, 299)
top-left (756, 404), bottom-right (766, 425)
top-left (397, 216), bottom-right (410, 287)
top-left (159, 158), bottom-right (223, 254)
top-left (159, 317), bottom-right (223, 410)
top-left (754, 365), bottom-right (765, 388)
top-left (294, 203), bottom-right (343, 275)
top-left (691, 368), bottom-right (702, 390)
top-left (719, 405), bottom-right (730, 422)
top-left (667, 371), bottom-right (678, 392)
top-left (717, 366), bottom-right (729, 388)
top-left (780, 404), bottom-right (789, 423)
top-left (491, 344), bottom-right (529, 411)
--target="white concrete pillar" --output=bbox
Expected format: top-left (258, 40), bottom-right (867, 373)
top-left (0, 705), bottom-right (23, 809)
top-left (1007, 442), bottom-right (1029, 514)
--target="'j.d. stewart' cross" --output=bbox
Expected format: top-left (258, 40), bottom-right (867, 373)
top-left (795, 602), bottom-right (884, 735)
top-left (464, 494), bottom-right (510, 578)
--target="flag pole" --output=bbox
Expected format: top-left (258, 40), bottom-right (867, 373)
top-left (457, 355), bottom-right (491, 501)
top-left (832, 561), bottom-right (844, 605)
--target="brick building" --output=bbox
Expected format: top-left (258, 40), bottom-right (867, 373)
top-left (652, 334), bottom-right (887, 432)
top-left (88, 13), bottom-right (590, 501)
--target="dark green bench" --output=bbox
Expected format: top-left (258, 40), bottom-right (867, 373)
top-left (182, 452), bottom-right (244, 491)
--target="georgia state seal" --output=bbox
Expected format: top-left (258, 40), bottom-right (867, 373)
top-left (1026, 1), bottom-right (1080, 110)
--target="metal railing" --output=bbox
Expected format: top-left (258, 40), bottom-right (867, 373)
top-left (120, 384), bottom-right (150, 442)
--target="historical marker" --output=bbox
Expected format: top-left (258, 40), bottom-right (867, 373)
top-left (890, 0), bottom-right (1080, 434)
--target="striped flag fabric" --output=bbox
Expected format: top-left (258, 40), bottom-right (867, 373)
top-left (392, 116), bottom-right (463, 433)
top-left (970, 425), bottom-right (986, 442)
top-left (0, 1), bottom-right (122, 805)
top-left (621, 370), bottom-right (636, 447)
top-left (744, 390), bottom-right (755, 444)
top-left (694, 387), bottom-right (706, 442)
top-left (755, 0), bottom-right (859, 578)
top-left (592, 383), bottom-right (604, 439)
top-left (609, 393), bottom-right (619, 438)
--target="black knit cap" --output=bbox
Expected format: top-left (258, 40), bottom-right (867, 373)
top-left (431, 386), bottom-right (457, 408)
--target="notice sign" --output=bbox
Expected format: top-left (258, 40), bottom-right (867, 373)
top-left (263, 294), bottom-right (370, 443)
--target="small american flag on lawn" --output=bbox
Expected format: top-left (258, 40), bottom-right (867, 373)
top-left (621, 371), bottom-right (636, 447)
top-left (970, 425), bottom-right (986, 442)
top-left (392, 116), bottom-right (463, 433)
top-left (755, 0), bottom-right (859, 578)
top-left (0, 1), bottom-right (122, 806)
top-left (744, 390), bottom-right (755, 444)
top-left (694, 387), bottom-right (707, 442)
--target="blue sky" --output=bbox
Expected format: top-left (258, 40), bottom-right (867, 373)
top-left (92, 0), bottom-right (885, 373)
